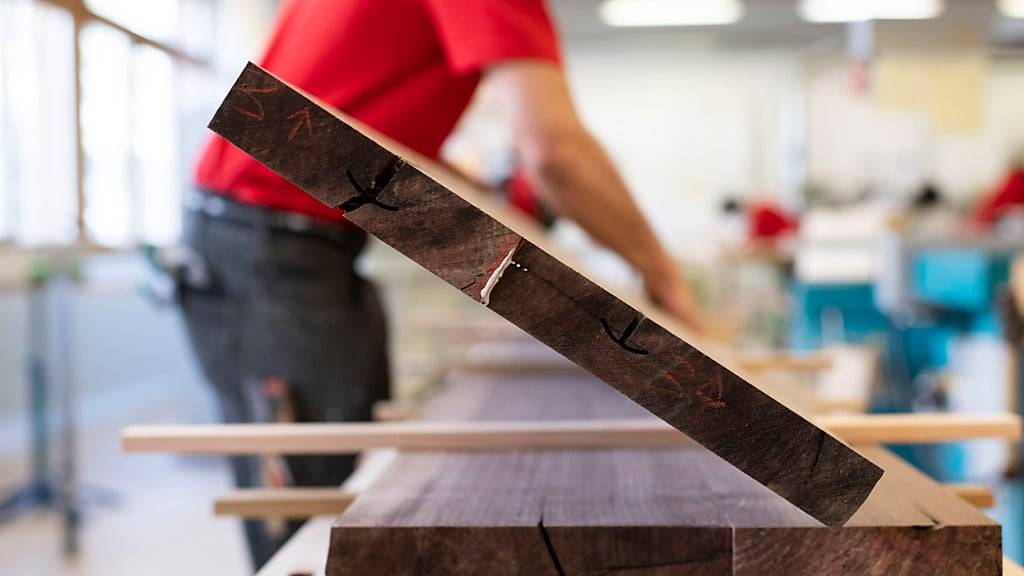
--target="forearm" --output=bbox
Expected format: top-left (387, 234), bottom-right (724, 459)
top-left (484, 61), bottom-right (700, 327)
top-left (523, 133), bottom-right (676, 282)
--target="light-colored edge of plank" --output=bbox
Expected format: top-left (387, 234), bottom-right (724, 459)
top-left (944, 483), bottom-right (995, 509)
top-left (213, 482), bottom-right (995, 520)
top-left (214, 488), bottom-right (356, 519)
top-left (122, 413), bottom-right (1021, 454)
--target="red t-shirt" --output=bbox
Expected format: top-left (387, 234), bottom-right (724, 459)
top-left (195, 0), bottom-right (562, 223)
top-left (748, 201), bottom-right (799, 240)
top-left (974, 168), bottom-right (1024, 226)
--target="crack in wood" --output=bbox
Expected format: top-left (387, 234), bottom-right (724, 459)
top-left (809, 430), bottom-right (827, 480)
top-left (538, 518), bottom-right (566, 576)
top-left (913, 504), bottom-right (946, 530)
top-left (458, 275), bottom-right (483, 291)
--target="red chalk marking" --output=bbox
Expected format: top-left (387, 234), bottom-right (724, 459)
top-left (234, 86), bottom-right (279, 122)
top-left (655, 350), bottom-right (726, 410)
top-left (696, 372), bottom-right (727, 410)
top-left (287, 107), bottom-right (313, 143)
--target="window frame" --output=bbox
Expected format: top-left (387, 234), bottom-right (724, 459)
top-left (35, 0), bottom-right (209, 245)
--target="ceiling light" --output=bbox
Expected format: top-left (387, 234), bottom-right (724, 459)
top-left (798, 0), bottom-right (945, 23)
top-left (999, 0), bottom-right (1024, 19)
top-left (599, 0), bottom-right (745, 27)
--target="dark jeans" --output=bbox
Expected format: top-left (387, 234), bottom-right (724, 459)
top-left (179, 203), bottom-right (389, 569)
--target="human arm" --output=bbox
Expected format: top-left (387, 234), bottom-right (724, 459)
top-left (483, 61), bottom-right (702, 329)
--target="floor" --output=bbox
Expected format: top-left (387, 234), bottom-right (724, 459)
top-left (0, 378), bottom-right (251, 576)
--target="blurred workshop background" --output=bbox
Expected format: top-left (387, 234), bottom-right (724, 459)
top-left (1, 0), bottom-right (1024, 574)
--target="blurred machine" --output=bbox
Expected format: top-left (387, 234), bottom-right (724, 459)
top-left (792, 206), bottom-right (1020, 481)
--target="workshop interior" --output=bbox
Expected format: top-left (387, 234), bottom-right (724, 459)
top-left (2, 0), bottom-right (1024, 574)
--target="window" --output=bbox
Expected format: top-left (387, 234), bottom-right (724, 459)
top-left (0, 0), bottom-right (78, 245)
top-left (0, 0), bottom-right (214, 247)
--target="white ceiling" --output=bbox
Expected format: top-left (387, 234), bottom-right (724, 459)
top-left (548, 0), bottom-right (1024, 51)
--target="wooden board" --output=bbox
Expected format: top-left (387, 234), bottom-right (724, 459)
top-left (121, 412), bottom-right (1021, 454)
top-left (214, 488), bottom-right (356, 519)
top-left (948, 484), bottom-right (996, 509)
top-left (208, 63), bottom-right (881, 527)
top-left (207, 481), bottom-right (997, 520)
top-left (328, 371), bottom-right (1001, 575)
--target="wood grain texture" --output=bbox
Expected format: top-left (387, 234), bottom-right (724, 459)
top-left (207, 63), bottom-right (882, 526)
top-left (328, 372), bottom-right (1000, 576)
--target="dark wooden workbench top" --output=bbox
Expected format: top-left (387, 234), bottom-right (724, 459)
top-left (329, 372), bottom-right (1000, 575)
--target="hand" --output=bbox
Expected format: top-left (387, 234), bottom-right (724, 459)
top-left (644, 265), bottom-right (705, 334)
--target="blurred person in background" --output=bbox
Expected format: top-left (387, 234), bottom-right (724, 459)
top-left (184, 0), bottom-right (701, 566)
top-left (974, 151), bottom-right (1024, 228)
top-left (718, 196), bottom-right (800, 248)
top-left (747, 199), bottom-right (800, 244)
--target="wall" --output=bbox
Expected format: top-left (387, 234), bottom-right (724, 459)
top-left (561, 40), bottom-right (806, 263)
top-left (444, 38), bottom-right (810, 280)
top-left (806, 54), bottom-right (1024, 204)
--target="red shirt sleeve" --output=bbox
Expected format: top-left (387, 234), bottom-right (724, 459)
top-left (422, 0), bottom-right (562, 74)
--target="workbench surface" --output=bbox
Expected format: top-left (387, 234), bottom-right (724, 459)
top-left (324, 371), bottom-right (1000, 575)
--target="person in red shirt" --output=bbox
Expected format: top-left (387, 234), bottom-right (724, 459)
top-left (748, 200), bottom-right (799, 242)
top-left (184, 1), bottom-right (700, 567)
top-left (973, 155), bottom-right (1024, 227)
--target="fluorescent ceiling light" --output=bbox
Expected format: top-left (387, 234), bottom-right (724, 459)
top-left (600, 0), bottom-right (745, 27)
top-left (999, 0), bottom-right (1024, 19)
top-left (798, 0), bottom-right (945, 23)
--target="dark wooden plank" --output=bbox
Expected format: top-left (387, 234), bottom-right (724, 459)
top-left (207, 63), bottom-right (883, 526)
top-left (733, 447), bottom-right (1002, 575)
top-left (330, 373), bottom-right (738, 575)
top-left (329, 372), bottom-right (999, 576)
